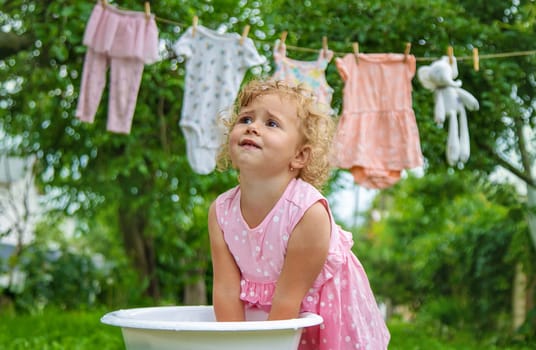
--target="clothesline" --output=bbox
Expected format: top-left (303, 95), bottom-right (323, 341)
top-left (153, 15), bottom-right (536, 63)
top-left (87, 2), bottom-right (514, 180)
top-left (280, 45), bottom-right (536, 62)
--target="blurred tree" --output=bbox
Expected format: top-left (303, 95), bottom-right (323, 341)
top-left (0, 0), bottom-right (252, 301)
top-left (0, 32), bottom-right (32, 59)
top-left (0, 154), bottom-right (38, 304)
top-left (360, 172), bottom-right (533, 335)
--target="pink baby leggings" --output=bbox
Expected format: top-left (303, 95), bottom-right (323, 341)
top-left (75, 2), bottom-right (159, 134)
top-left (76, 50), bottom-right (144, 134)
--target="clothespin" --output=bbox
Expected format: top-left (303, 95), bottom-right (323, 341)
top-left (403, 42), bottom-right (411, 62)
top-left (473, 47), bottom-right (479, 71)
top-left (144, 2), bottom-right (151, 20)
top-left (447, 45), bottom-right (454, 65)
top-left (239, 25), bottom-right (250, 45)
top-left (353, 42), bottom-right (359, 63)
top-left (192, 16), bottom-right (198, 37)
top-left (279, 31), bottom-right (288, 52)
top-left (322, 36), bottom-right (328, 58)
top-left (101, 0), bottom-right (107, 6)
top-left (280, 31), bottom-right (288, 44)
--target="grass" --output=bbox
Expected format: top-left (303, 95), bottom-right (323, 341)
top-left (0, 309), bottom-right (534, 349)
top-left (0, 309), bottom-right (124, 350)
top-left (387, 318), bottom-right (534, 350)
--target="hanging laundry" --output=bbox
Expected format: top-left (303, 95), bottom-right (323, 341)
top-left (332, 53), bottom-right (423, 189)
top-left (75, 1), bottom-right (159, 134)
top-left (271, 42), bottom-right (334, 114)
top-left (173, 25), bottom-right (265, 175)
top-left (417, 56), bottom-right (479, 166)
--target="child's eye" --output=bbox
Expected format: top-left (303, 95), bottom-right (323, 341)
top-left (266, 120), bottom-right (279, 128)
top-left (238, 116), bottom-right (253, 124)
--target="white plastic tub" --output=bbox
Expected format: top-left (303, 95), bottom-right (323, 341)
top-left (101, 305), bottom-right (323, 350)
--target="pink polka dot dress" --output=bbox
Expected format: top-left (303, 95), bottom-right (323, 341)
top-left (215, 178), bottom-right (390, 349)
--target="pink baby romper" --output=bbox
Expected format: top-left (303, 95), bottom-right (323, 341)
top-left (75, 2), bottom-right (159, 134)
top-left (215, 178), bottom-right (390, 350)
top-left (333, 53), bottom-right (423, 189)
top-left (272, 43), bottom-right (335, 114)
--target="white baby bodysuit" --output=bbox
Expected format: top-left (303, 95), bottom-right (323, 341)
top-left (173, 25), bottom-right (265, 174)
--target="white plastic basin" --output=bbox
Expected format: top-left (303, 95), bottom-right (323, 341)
top-left (101, 305), bottom-right (323, 350)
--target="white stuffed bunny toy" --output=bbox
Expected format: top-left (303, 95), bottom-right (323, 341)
top-left (417, 56), bottom-right (479, 166)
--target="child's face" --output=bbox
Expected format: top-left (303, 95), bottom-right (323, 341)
top-left (229, 93), bottom-right (303, 175)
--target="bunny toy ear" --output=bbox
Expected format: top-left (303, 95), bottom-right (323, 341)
top-left (441, 55), bottom-right (459, 79)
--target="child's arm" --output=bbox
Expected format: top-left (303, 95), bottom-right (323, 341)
top-left (268, 201), bottom-right (331, 320)
top-left (208, 201), bottom-right (245, 321)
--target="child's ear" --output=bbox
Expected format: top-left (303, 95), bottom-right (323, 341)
top-left (291, 145), bottom-right (311, 169)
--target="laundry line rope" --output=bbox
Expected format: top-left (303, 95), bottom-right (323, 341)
top-left (153, 15), bottom-right (536, 62)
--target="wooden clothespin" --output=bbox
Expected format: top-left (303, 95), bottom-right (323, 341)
top-left (279, 31), bottom-right (288, 52)
top-left (322, 36), bottom-right (328, 58)
top-left (473, 47), bottom-right (479, 71)
top-left (144, 2), bottom-right (151, 20)
top-left (101, 0), bottom-right (107, 6)
top-left (447, 45), bottom-right (454, 65)
top-left (280, 31), bottom-right (288, 44)
top-left (192, 16), bottom-right (198, 37)
top-left (239, 25), bottom-right (250, 45)
top-left (353, 42), bottom-right (359, 63)
top-left (403, 42), bottom-right (411, 62)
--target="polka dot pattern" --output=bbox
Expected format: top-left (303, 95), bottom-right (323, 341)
top-left (215, 178), bottom-right (390, 349)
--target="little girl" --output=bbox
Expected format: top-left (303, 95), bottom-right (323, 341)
top-left (208, 79), bottom-right (390, 349)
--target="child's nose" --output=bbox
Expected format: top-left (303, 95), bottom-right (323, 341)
top-left (246, 122), bottom-right (259, 134)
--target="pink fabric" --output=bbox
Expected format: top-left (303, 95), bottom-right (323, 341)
top-left (75, 2), bottom-right (159, 134)
top-left (333, 53), bottom-right (423, 189)
top-left (83, 2), bottom-right (159, 63)
top-left (215, 178), bottom-right (390, 350)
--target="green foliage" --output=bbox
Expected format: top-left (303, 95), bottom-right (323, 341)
top-left (8, 214), bottom-right (146, 312)
top-left (15, 243), bottom-right (105, 311)
top-left (358, 171), bottom-right (534, 334)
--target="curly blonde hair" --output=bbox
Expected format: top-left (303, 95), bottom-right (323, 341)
top-left (216, 79), bottom-right (335, 189)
